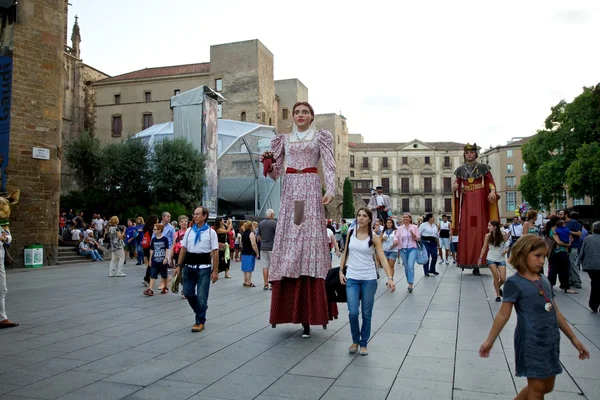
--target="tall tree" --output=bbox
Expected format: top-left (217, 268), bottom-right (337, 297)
top-left (100, 139), bottom-right (151, 203)
top-left (64, 133), bottom-right (103, 190)
top-left (342, 177), bottom-right (355, 218)
top-left (151, 137), bottom-right (206, 209)
top-left (520, 84), bottom-right (600, 209)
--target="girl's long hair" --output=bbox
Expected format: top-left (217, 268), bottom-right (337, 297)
top-left (385, 218), bottom-right (397, 233)
top-left (489, 220), bottom-right (504, 247)
top-left (143, 215), bottom-right (159, 235)
top-left (542, 216), bottom-right (560, 237)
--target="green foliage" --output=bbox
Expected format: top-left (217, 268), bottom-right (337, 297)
top-left (151, 137), bottom-right (206, 210)
top-left (520, 84), bottom-right (600, 207)
top-left (342, 178), bottom-right (355, 218)
top-left (63, 136), bottom-right (207, 219)
top-left (100, 139), bottom-right (151, 203)
top-left (150, 202), bottom-right (190, 221)
top-left (64, 133), bottom-right (103, 190)
top-left (566, 142), bottom-right (600, 200)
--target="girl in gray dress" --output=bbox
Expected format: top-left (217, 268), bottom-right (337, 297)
top-left (479, 235), bottom-right (589, 399)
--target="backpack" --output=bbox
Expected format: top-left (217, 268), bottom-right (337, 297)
top-left (142, 231), bottom-right (151, 249)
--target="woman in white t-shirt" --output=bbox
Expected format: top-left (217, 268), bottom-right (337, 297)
top-left (381, 219), bottom-right (398, 282)
top-left (339, 207), bottom-right (395, 356)
top-left (418, 213), bottom-right (440, 276)
top-left (478, 220), bottom-right (508, 302)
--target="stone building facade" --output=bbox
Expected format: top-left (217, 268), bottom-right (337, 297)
top-left (4, 0), bottom-right (67, 267)
top-left (61, 17), bottom-right (109, 193)
top-left (93, 39), bottom-right (279, 143)
top-left (274, 78), bottom-right (308, 134)
top-left (349, 138), bottom-right (465, 219)
top-left (315, 113), bottom-right (350, 220)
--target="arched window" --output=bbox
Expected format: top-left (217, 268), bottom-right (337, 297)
top-left (241, 112), bottom-right (246, 122)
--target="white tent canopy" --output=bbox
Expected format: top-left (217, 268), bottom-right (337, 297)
top-left (128, 120), bottom-right (280, 217)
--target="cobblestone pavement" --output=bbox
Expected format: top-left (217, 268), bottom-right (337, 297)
top-left (0, 257), bottom-right (598, 400)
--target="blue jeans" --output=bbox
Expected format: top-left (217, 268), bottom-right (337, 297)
top-left (346, 278), bottom-right (378, 348)
top-left (80, 249), bottom-right (101, 261)
top-left (423, 241), bottom-right (438, 274)
top-left (183, 266), bottom-right (212, 325)
top-left (399, 248), bottom-right (417, 284)
top-left (136, 242), bottom-right (144, 264)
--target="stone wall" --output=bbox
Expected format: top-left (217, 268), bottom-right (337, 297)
top-left (257, 42), bottom-right (277, 129)
top-left (315, 113), bottom-right (350, 221)
top-left (210, 40), bottom-right (260, 125)
top-left (211, 39), bottom-right (276, 128)
top-left (8, 0), bottom-right (66, 267)
top-left (274, 79), bottom-right (308, 134)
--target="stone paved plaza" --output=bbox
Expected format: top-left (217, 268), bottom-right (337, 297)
top-left (0, 259), bottom-right (598, 400)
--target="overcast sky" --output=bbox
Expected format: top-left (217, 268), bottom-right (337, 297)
top-left (69, 0), bottom-right (599, 149)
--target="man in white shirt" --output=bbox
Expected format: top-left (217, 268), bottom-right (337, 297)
top-left (175, 206), bottom-right (219, 333)
top-left (438, 215), bottom-right (451, 265)
top-left (508, 216), bottom-right (523, 256)
top-left (92, 215), bottom-right (104, 239)
top-left (367, 185), bottom-right (391, 223)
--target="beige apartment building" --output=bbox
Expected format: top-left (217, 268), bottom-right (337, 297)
top-left (349, 138), bottom-right (465, 218)
top-left (93, 39), bottom-right (279, 144)
top-left (483, 136), bottom-right (592, 220)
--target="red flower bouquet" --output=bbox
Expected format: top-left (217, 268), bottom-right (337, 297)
top-left (260, 151), bottom-right (275, 177)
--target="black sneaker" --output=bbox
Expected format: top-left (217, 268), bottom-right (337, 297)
top-left (473, 268), bottom-right (481, 276)
top-left (495, 296), bottom-right (501, 302)
top-left (301, 324), bottom-right (311, 338)
top-left (431, 271), bottom-right (439, 275)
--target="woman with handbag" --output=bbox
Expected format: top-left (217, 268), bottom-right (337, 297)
top-left (339, 207), bottom-right (395, 356)
top-left (418, 213), bottom-right (440, 276)
top-left (214, 217), bottom-right (233, 279)
top-left (393, 213), bottom-right (420, 293)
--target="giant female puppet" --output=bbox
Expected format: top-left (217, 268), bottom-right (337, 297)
top-left (451, 143), bottom-right (500, 275)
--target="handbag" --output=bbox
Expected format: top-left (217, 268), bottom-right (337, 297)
top-left (416, 241), bottom-right (428, 265)
top-left (544, 236), bottom-right (556, 254)
top-left (326, 267), bottom-right (347, 303)
top-left (3, 243), bottom-right (13, 268)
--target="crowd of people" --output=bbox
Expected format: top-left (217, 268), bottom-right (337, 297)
top-left (16, 100), bottom-right (592, 400)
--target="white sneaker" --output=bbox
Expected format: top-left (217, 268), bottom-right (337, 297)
top-left (445, 260), bottom-right (449, 265)
top-left (116, 273), bottom-right (126, 277)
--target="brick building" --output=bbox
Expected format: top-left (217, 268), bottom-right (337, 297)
top-left (2, 0), bottom-right (67, 267)
top-left (349, 138), bottom-right (465, 219)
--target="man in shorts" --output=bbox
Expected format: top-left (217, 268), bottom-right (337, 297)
top-left (450, 232), bottom-right (459, 264)
top-left (258, 209), bottom-right (277, 290)
top-left (438, 214), bottom-right (451, 265)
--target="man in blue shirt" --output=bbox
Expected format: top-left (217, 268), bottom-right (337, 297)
top-left (560, 210), bottom-right (583, 288)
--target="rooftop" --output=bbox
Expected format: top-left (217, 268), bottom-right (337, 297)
top-left (96, 62), bottom-right (210, 84)
top-left (350, 141), bottom-right (466, 151)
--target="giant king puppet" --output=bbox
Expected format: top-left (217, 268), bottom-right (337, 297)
top-left (451, 143), bottom-right (500, 275)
